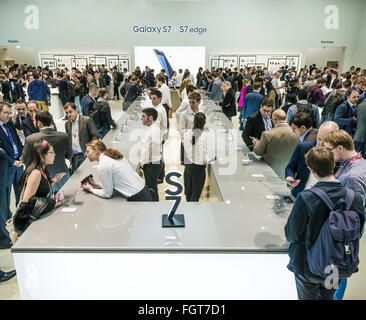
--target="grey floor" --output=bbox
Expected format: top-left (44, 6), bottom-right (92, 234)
top-left (0, 100), bottom-right (365, 299)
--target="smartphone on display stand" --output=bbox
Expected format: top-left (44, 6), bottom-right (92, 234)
top-left (153, 49), bottom-right (174, 79)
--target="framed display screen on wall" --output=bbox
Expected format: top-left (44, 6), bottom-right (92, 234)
top-left (118, 59), bottom-right (129, 70)
top-left (267, 58), bottom-right (286, 74)
top-left (95, 57), bottom-right (107, 65)
top-left (219, 56), bottom-right (237, 69)
top-left (41, 58), bottom-right (56, 70)
top-left (211, 59), bottom-right (219, 69)
top-left (286, 56), bottom-right (299, 70)
top-left (239, 56), bottom-right (256, 68)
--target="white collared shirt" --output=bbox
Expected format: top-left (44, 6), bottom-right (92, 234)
top-left (92, 154), bottom-right (145, 198)
top-left (159, 83), bottom-right (172, 107)
top-left (183, 130), bottom-right (215, 165)
top-left (179, 106), bottom-right (204, 140)
top-left (176, 73), bottom-right (183, 87)
top-left (140, 122), bottom-right (162, 165)
top-left (71, 115), bottom-right (82, 153)
top-left (153, 103), bottom-right (168, 138)
top-left (175, 97), bottom-right (189, 123)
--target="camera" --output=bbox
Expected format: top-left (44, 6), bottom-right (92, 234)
top-left (80, 174), bottom-right (93, 185)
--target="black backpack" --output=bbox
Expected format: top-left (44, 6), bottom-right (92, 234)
top-left (295, 102), bottom-right (317, 128)
top-left (66, 80), bottom-right (75, 97)
top-left (321, 92), bottom-right (345, 122)
top-left (88, 102), bottom-right (101, 127)
top-left (307, 86), bottom-right (317, 104)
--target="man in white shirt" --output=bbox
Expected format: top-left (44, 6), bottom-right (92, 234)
top-left (271, 72), bottom-right (284, 108)
top-left (64, 102), bottom-right (99, 173)
top-left (156, 74), bottom-right (172, 132)
top-left (150, 88), bottom-right (167, 183)
top-left (179, 92), bottom-right (205, 164)
top-left (140, 108), bottom-right (163, 201)
top-left (175, 69), bottom-right (183, 88)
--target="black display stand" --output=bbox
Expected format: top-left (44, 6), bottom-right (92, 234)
top-left (162, 214), bottom-right (185, 228)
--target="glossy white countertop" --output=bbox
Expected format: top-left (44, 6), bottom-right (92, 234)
top-left (12, 97), bottom-right (293, 253)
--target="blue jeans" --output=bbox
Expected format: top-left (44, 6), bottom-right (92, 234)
top-left (7, 165), bottom-right (23, 218)
top-left (52, 172), bottom-right (70, 194)
top-left (0, 187), bottom-right (11, 247)
top-left (74, 96), bottom-right (82, 114)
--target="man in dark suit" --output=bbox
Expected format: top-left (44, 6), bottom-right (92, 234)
top-left (290, 113), bottom-right (318, 142)
top-left (285, 146), bottom-right (365, 300)
top-left (0, 102), bottom-right (24, 218)
top-left (22, 101), bottom-right (57, 137)
top-left (334, 89), bottom-right (359, 137)
top-left (81, 84), bottom-right (98, 116)
top-left (22, 110), bottom-right (72, 193)
top-left (353, 99), bottom-right (366, 156)
top-left (0, 145), bottom-right (12, 248)
top-left (64, 102), bottom-right (98, 173)
top-left (327, 70), bottom-right (339, 89)
top-left (242, 98), bottom-right (274, 151)
top-left (241, 82), bottom-right (264, 126)
top-left (285, 121), bottom-right (339, 197)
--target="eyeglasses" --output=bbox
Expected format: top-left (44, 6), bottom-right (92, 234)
top-left (326, 146), bottom-right (337, 151)
top-left (1, 111), bottom-right (12, 115)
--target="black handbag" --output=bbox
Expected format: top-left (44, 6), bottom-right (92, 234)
top-left (13, 196), bottom-right (55, 234)
top-left (43, 81), bottom-right (51, 106)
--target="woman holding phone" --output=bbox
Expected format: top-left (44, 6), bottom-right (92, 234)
top-left (80, 140), bottom-right (152, 201)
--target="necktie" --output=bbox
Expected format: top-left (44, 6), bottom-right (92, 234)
top-left (3, 123), bottom-right (19, 158)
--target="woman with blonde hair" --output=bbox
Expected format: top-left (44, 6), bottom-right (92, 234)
top-left (80, 140), bottom-right (152, 201)
top-left (178, 78), bottom-right (192, 101)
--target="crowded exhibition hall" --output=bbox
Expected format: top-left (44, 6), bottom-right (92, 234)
top-left (0, 0), bottom-right (366, 302)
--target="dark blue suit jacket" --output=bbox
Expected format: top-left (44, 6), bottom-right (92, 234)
top-left (242, 91), bottom-right (264, 119)
top-left (22, 116), bottom-right (57, 137)
top-left (285, 140), bottom-right (316, 197)
top-left (81, 95), bottom-right (96, 116)
top-left (0, 121), bottom-right (23, 165)
top-left (334, 100), bottom-right (356, 136)
top-left (0, 147), bottom-right (11, 190)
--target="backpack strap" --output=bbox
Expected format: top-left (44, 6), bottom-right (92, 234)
top-left (345, 188), bottom-right (355, 211)
top-left (308, 187), bottom-right (335, 211)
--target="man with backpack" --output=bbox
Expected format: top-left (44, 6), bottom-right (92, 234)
top-left (287, 89), bottom-right (320, 128)
top-left (89, 88), bottom-right (117, 139)
top-left (323, 129), bottom-right (366, 300)
top-left (285, 146), bottom-right (365, 300)
top-left (112, 67), bottom-right (123, 100)
top-left (321, 82), bottom-right (347, 123)
top-left (334, 90), bottom-right (359, 137)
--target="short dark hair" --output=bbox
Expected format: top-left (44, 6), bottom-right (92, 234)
top-left (261, 97), bottom-right (274, 108)
top-left (98, 88), bottom-right (108, 98)
top-left (150, 88), bottom-right (162, 99)
top-left (290, 112), bottom-right (313, 129)
top-left (188, 92), bottom-right (201, 102)
top-left (286, 93), bottom-right (297, 105)
top-left (186, 85), bottom-right (196, 95)
top-left (305, 146), bottom-right (335, 178)
top-left (298, 89), bottom-right (308, 100)
top-left (142, 108), bottom-right (158, 121)
top-left (0, 101), bottom-right (12, 112)
top-left (35, 110), bottom-right (52, 127)
top-left (15, 99), bottom-right (26, 106)
top-left (64, 102), bottom-right (77, 111)
top-left (253, 83), bottom-right (261, 91)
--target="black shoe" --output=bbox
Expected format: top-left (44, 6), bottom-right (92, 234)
top-left (0, 270), bottom-right (16, 283)
top-left (156, 178), bottom-right (164, 184)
